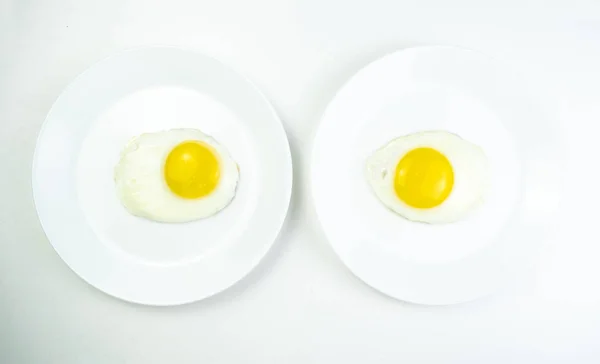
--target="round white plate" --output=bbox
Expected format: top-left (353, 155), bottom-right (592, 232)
top-left (33, 47), bottom-right (292, 306)
top-left (311, 46), bottom-right (562, 305)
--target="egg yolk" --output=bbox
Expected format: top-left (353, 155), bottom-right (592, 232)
top-left (164, 141), bottom-right (220, 199)
top-left (394, 147), bottom-right (454, 209)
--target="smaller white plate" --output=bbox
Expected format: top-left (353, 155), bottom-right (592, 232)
top-left (33, 47), bottom-right (292, 305)
top-left (311, 46), bottom-right (562, 305)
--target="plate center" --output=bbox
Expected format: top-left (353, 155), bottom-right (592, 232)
top-left (77, 86), bottom-right (256, 265)
top-left (347, 84), bottom-right (521, 263)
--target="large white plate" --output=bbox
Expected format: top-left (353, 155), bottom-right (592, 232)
top-left (311, 46), bottom-right (562, 305)
top-left (32, 47), bottom-right (292, 305)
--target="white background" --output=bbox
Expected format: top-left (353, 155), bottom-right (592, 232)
top-left (1, 0), bottom-right (600, 363)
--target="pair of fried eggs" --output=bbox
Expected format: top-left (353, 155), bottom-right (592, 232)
top-left (115, 129), bottom-right (486, 224)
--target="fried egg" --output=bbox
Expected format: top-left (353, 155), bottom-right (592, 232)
top-left (114, 129), bottom-right (239, 223)
top-left (365, 131), bottom-right (487, 224)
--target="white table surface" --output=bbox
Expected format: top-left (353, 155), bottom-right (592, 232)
top-left (1, 0), bottom-right (600, 363)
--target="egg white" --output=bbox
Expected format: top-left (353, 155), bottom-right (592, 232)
top-left (114, 128), bottom-right (239, 223)
top-left (365, 131), bottom-right (488, 224)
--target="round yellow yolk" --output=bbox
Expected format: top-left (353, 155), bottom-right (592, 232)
top-left (164, 141), bottom-right (220, 199)
top-left (394, 147), bottom-right (454, 209)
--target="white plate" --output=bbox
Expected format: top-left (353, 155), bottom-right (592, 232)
top-left (33, 47), bottom-right (292, 306)
top-left (311, 46), bottom-right (562, 305)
